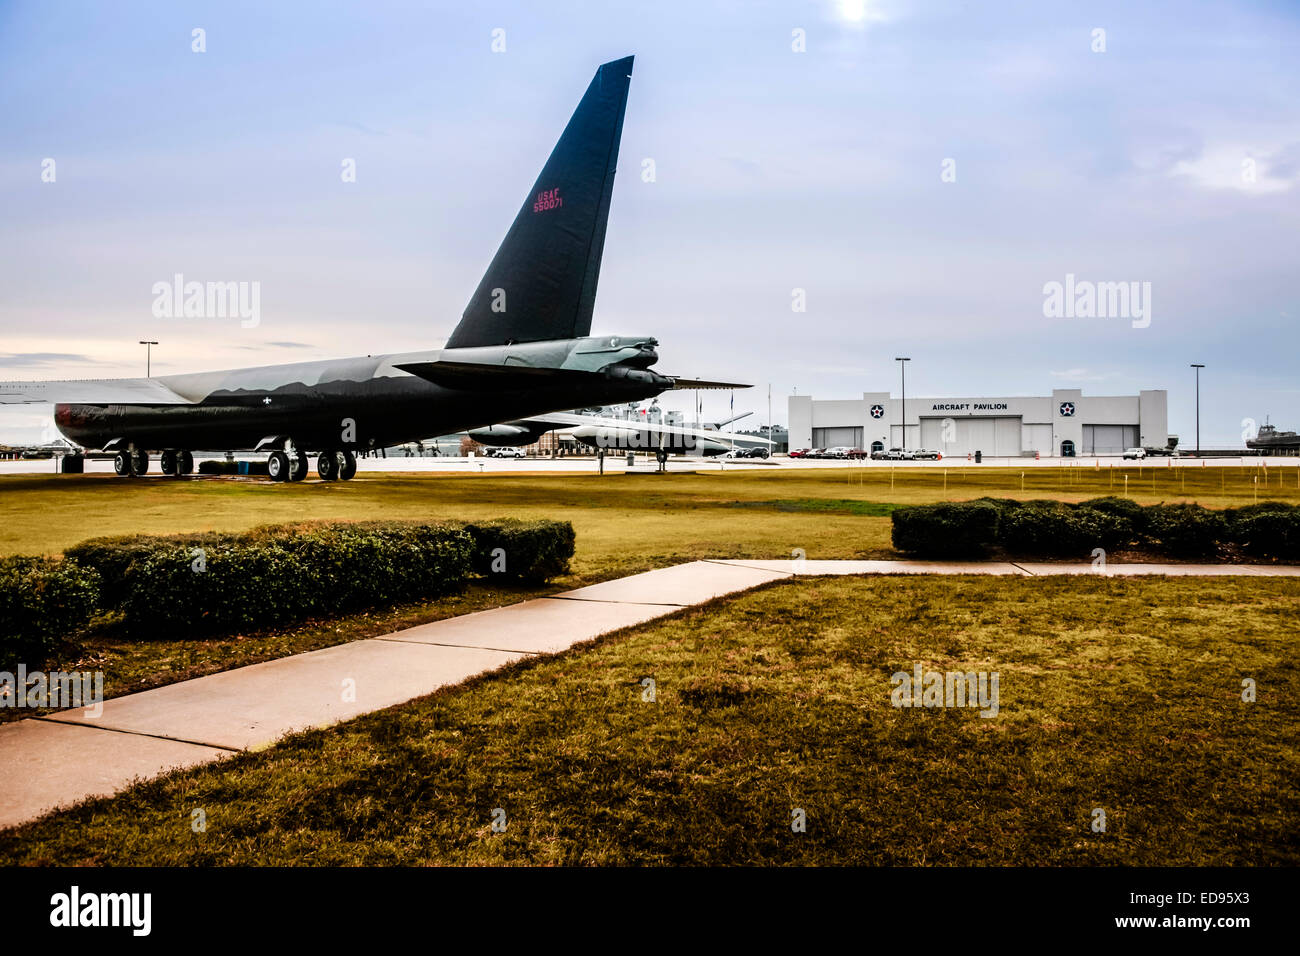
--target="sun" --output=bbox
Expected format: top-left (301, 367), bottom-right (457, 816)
top-left (834, 0), bottom-right (890, 28)
top-left (839, 0), bottom-right (869, 22)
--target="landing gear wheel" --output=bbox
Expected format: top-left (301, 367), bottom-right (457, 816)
top-left (177, 450), bottom-right (194, 475)
top-left (160, 450), bottom-right (177, 475)
top-left (289, 452), bottom-right (308, 482)
top-left (339, 450), bottom-right (357, 480)
top-left (113, 451), bottom-right (131, 477)
top-left (267, 450), bottom-right (290, 481)
top-left (130, 449), bottom-right (149, 476)
top-left (317, 450), bottom-right (340, 482)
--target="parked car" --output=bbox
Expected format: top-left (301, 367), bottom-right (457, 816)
top-left (912, 448), bottom-right (941, 460)
top-left (486, 447), bottom-right (525, 458)
top-left (881, 447), bottom-right (914, 461)
top-left (788, 448), bottom-right (811, 459)
top-left (1123, 447), bottom-right (1147, 460)
top-left (741, 446), bottom-right (770, 459)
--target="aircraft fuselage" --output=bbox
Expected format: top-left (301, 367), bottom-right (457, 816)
top-left (54, 349), bottom-right (666, 452)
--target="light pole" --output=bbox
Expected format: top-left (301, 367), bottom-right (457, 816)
top-left (140, 340), bottom-right (158, 378)
top-left (1190, 364), bottom-right (1204, 456)
top-left (895, 357), bottom-right (910, 450)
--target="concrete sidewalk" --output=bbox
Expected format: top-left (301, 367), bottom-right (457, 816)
top-left (3, 558), bottom-right (1296, 828)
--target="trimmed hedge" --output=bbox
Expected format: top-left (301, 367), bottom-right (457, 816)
top-left (891, 502), bottom-right (1001, 558)
top-left (119, 525), bottom-right (475, 633)
top-left (65, 531), bottom-right (243, 606)
top-left (999, 501), bottom-right (1130, 556)
top-left (1079, 496), bottom-right (1149, 535)
top-left (1143, 504), bottom-right (1227, 558)
top-left (464, 519), bottom-right (576, 582)
top-left (1226, 504), bottom-right (1300, 560)
top-left (891, 498), bottom-right (1300, 560)
top-left (61, 518), bottom-right (576, 636)
top-left (0, 557), bottom-right (101, 669)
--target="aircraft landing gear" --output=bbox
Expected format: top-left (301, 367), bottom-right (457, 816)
top-left (160, 449), bottom-right (196, 476)
top-left (115, 449), bottom-right (149, 476)
top-left (317, 450), bottom-right (340, 481)
top-left (316, 449), bottom-right (356, 481)
top-left (269, 442), bottom-right (309, 483)
top-left (267, 450), bottom-right (290, 481)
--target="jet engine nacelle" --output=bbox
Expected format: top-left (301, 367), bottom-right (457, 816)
top-left (466, 422), bottom-right (549, 447)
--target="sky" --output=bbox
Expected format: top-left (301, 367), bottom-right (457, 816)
top-left (1, 0), bottom-right (1297, 445)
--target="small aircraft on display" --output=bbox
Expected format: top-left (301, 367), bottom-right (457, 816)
top-left (467, 408), bottom-right (772, 459)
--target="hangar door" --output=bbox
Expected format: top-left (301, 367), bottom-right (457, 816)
top-left (920, 417), bottom-right (1022, 457)
top-left (812, 427), bottom-right (862, 448)
top-left (1082, 424), bottom-right (1138, 455)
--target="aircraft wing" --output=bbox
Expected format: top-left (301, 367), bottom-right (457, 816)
top-left (0, 378), bottom-right (195, 405)
top-left (667, 377), bottom-right (750, 390)
top-left (515, 411), bottom-right (774, 446)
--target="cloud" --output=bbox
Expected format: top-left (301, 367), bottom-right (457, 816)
top-left (0, 352), bottom-right (98, 368)
top-left (1170, 143), bottom-right (1300, 194)
top-left (232, 341), bottom-right (315, 350)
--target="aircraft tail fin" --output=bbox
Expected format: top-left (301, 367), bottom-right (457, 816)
top-left (446, 56), bottom-right (634, 350)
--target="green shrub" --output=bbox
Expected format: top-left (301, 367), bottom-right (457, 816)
top-left (0, 557), bottom-right (101, 669)
top-left (1078, 496), bottom-right (1148, 536)
top-left (969, 497), bottom-right (1023, 513)
top-left (463, 519), bottom-right (576, 583)
top-left (891, 502), bottom-right (1000, 557)
top-left (998, 501), bottom-right (1129, 557)
top-left (119, 544), bottom-right (302, 633)
top-left (119, 524), bottom-right (475, 634)
top-left (61, 518), bottom-right (576, 636)
top-left (1143, 504), bottom-right (1227, 558)
top-left (65, 531), bottom-right (243, 606)
top-left (1223, 501), bottom-right (1296, 527)
top-left (1225, 505), bottom-right (1300, 559)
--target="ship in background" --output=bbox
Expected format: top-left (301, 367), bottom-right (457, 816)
top-left (1246, 419), bottom-right (1300, 453)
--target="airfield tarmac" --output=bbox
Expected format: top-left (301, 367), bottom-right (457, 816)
top-left (1, 452), bottom-right (1291, 478)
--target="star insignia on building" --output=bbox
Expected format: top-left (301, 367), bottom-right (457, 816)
top-left (870, 404), bottom-right (885, 419)
top-left (1059, 401), bottom-right (1075, 417)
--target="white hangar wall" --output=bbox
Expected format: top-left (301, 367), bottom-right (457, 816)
top-left (788, 389), bottom-right (1168, 457)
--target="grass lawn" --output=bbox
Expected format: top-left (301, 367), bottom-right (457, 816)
top-left (1, 464), bottom-right (1297, 709)
top-left (3, 464), bottom-right (1298, 561)
top-left (3, 574), bottom-right (1294, 865)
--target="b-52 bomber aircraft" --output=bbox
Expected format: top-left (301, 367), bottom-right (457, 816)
top-left (0, 56), bottom-right (742, 481)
